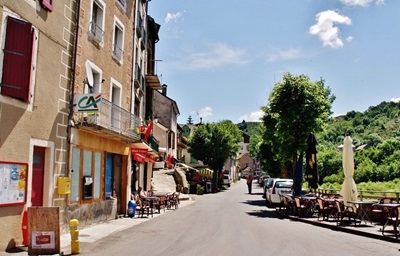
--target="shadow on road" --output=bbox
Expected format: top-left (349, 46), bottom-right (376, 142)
top-left (247, 209), bottom-right (282, 218)
top-left (241, 199), bottom-right (286, 219)
top-left (244, 199), bottom-right (267, 207)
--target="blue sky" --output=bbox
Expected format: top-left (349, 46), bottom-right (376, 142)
top-left (148, 0), bottom-right (400, 125)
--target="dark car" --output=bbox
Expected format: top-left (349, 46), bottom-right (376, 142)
top-left (262, 177), bottom-right (275, 198)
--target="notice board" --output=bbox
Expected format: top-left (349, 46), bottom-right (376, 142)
top-left (0, 161), bottom-right (27, 206)
top-left (28, 207), bottom-right (60, 255)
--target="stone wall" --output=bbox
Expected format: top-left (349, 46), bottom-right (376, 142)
top-left (62, 199), bottom-right (117, 232)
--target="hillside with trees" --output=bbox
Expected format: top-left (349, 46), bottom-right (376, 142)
top-left (241, 100), bottom-right (400, 186)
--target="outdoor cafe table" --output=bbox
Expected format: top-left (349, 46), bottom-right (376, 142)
top-left (143, 196), bottom-right (160, 208)
top-left (347, 200), bottom-right (378, 225)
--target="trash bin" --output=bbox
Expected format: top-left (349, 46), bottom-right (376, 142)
top-left (206, 182), bottom-right (212, 193)
top-left (127, 200), bottom-right (136, 218)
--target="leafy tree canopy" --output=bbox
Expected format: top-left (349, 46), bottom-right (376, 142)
top-left (242, 100), bottom-right (400, 185)
top-left (261, 73), bottom-right (335, 174)
top-left (187, 120), bottom-right (241, 174)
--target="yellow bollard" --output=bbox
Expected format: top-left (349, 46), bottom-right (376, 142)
top-left (69, 219), bottom-right (80, 254)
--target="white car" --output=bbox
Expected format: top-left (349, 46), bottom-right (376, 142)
top-left (223, 174), bottom-right (231, 187)
top-left (265, 178), bottom-right (293, 207)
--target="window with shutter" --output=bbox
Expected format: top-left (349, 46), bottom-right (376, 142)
top-left (41, 0), bottom-right (53, 12)
top-left (1, 17), bottom-right (35, 103)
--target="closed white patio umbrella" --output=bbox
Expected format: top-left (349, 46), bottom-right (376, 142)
top-left (340, 136), bottom-right (358, 206)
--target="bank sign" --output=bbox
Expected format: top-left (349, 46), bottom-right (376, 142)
top-left (73, 93), bottom-right (101, 112)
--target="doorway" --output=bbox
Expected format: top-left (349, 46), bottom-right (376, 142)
top-left (32, 146), bottom-right (45, 206)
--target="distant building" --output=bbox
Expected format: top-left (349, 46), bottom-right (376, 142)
top-left (153, 85), bottom-right (180, 169)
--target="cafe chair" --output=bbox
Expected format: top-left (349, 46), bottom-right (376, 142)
top-left (335, 200), bottom-right (356, 226)
top-left (154, 195), bottom-right (167, 214)
top-left (279, 194), bottom-right (290, 215)
top-left (278, 194), bottom-right (288, 215)
top-left (167, 192), bottom-right (180, 209)
top-left (294, 197), bottom-right (308, 218)
top-left (136, 198), bottom-right (153, 218)
top-left (282, 194), bottom-right (295, 215)
top-left (317, 197), bottom-right (334, 221)
top-left (381, 204), bottom-right (400, 238)
top-left (166, 193), bottom-right (176, 209)
top-left (371, 198), bottom-right (393, 224)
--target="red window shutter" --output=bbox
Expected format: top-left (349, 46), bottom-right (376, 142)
top-left (1, 17), bottom-right (34, 103)
top-left (41, 0), bottom-right (53, 12)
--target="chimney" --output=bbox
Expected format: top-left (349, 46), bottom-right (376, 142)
top-left (162, 84), bottom-right (167, 96)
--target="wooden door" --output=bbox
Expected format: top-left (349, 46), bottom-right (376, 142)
top-left (32, 146), bottom-right (45, 206)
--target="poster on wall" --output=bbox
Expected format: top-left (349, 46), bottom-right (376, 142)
top-left (0, 161), bottom-right (27, 206)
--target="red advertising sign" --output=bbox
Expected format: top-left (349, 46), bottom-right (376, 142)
top-left (36, 234), bottom-right (51, 245)
top-left (130, 148), bottom-right (148, 155)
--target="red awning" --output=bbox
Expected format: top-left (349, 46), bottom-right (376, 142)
top-left (147, 157), bottom-right (155, 164)
top-left (133, 153), bottom-right (145, 163)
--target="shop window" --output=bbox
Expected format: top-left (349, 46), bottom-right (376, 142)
top-left (69, 147), bottom-right (102, 204)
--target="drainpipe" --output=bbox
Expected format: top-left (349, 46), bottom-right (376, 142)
top-left (130, 3), bottom-right (137, 116)
top-left (66, 0), bottom-right (81, 174)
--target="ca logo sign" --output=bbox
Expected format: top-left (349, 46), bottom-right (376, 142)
top-left (74, 93), bottom-right (102, 112)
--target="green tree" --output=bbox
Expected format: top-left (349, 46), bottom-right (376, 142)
top-left (249, 133), bottom-right (262, 158)
top-left (187, 115), bottom-right (194, 124)
top-left (187, 120), bottom-right (241, 191)
top-left (317, 148), bottom-right (342, 182)
top-left (262, 73), bottom-right (335, 175)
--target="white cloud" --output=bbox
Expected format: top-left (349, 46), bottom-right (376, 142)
top-left (165, 12), bottom-right (183, 24)
top-left (339, 0), bottom-right (384, 7)
top-left (309, 10), bottom-right (352, 48)
top-left (175, 43), bottom-right (249, 70)
top-left (239, 110), bottom-right (264, 122)
top-left (267, 48), bottom-right (302, 62)
top-left (346, 36), bottom-right (354, 42)
top-left (198, 107), bottom-right (213, 119)
top-left (391, 98), bottom-right (400, 103)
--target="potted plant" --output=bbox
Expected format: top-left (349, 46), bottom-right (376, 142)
top-left (196, 184), bottom-right (204, 195)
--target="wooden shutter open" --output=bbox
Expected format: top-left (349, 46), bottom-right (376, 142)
top-left (1, 17), bottom-right (34, 103)
top-left (41, 0), bottom-right (54, 12)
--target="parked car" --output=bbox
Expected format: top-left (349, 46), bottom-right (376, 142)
top-left (262, 177), bottom-right (275, 198)
top-left (258, 174), bottom-right (270, 187)
top-left (265, 178), bottom-right (293, 207)
top-left (223, 174), bottom-right (231, 187)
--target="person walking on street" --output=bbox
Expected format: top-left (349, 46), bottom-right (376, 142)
top-left (246, 173), bottom-right (253, 194)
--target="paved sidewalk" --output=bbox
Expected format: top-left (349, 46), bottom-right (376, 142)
top-left (282, 210), bottom-right (400, 243)
top-left (1, 195), bottom-right (194, 256)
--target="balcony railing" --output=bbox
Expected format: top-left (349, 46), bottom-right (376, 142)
top-left (76, 98), bottom-right (141, 141)
top-left (89, 22), bottom-right (105, 44)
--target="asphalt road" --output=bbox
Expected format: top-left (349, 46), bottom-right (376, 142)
top-left (82, 180), bottom-right (400, 256)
